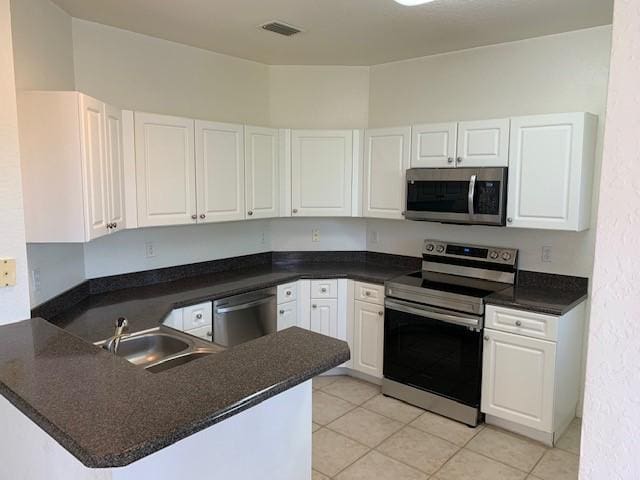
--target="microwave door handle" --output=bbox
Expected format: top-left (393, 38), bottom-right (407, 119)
top-left (468, 174), bottom-right (477, 216)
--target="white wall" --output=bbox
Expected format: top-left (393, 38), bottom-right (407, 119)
top-left (268, 66), bottom-right (370, 129)
top-left (26, 244), bottom-right (85, 306)
top-left (368, 26), bottom-right (612, 278)
top-left (72, 19), bottom-right (270, 124)
top-left (9, 0), bottom-right (75, 91)
top-left (581, 2), bottom-right (640, 478)
top-left (84, 221), bottom-right (271, 279)
top-left (270, 218), bottom-right (366, 252)
top-left (0, 0), bottom-right (30, 323)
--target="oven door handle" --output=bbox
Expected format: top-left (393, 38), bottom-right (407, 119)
top-left (468, 174), bottom-right (476, 216)
top-left (385, 299), bottom-right (481, 329)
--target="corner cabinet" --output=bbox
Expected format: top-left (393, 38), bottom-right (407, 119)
top-left (18, 91), bottom-right (125, 242)
top-left (353, 299), bottom-right (384, 378)
top-left (506, 113), bottom-right (597, 231)
top-left (481, 303), bottom-right (586, 445)
top-left (363, 127), bottom-right (411, 220)
top-left (290, 130), bottom-right (356, 217)
top-left (245, 126), bottom-right (280, 219)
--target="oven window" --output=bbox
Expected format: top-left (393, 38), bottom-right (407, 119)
top-left (407, 181), bottom-right (470, 213)
top-left (384, 306), bottom-right (482, 407)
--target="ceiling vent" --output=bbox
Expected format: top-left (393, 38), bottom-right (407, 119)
top-left (260, 21), bottom-right (302, 37)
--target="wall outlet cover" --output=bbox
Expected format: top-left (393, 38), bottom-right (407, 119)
top-left (31, 268), bottom-right (41, 292)
top-left (145, 242), bottom-right (157, 258)
top-left (0, 259), bottom-right (17, 287)
top-left (312, 229), bottom-right (320, 242)
top-left (542, 246), bottom-right (552, 263)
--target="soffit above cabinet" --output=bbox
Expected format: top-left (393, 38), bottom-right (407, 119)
top-left (51, 0), bottom-right (612, 65)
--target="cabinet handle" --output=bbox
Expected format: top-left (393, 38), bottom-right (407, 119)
top-left (507, 217), bottom-right (513, 224)
top-left (292, 209), bottom-right (298, 214)
top-left (365, 291), bottom-right (371, 296)
top-left (321, 288), bottom-right (327, 293)
top-left (191, 214), bottom-right (197, 220)
top-left (312, 304), bottom-right (317, 309)
top-left (206, 331), bottom-right (212, 338)
top-left (279, 309), bottom-right (285, 315)
top-left (196, 313), bottom-right (203, 320)
top-left (401, 211), bottom-right (406, 216)
top-left (286, 291), bottom-right (292, 296)
top-left (199, 214), bottom-right (206, 219)
top-left (447, 157), bottom-right (454, 164)
top-left (456, 157), bottom-right (463, 164)
top-left (247, 211), bottom-right (253, 216)
top-left (515, 320), bottom-right (522, 327)
top-left (378, 311), bottom-right (383, 316)
top-left (484, 335), bottom-right (490, 341)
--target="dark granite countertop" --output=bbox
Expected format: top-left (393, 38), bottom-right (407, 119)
top-left (50, 259), bottom-right (418, 343)
top-left (486, 270), bottom-right (589, 316)
top-left (0, 319), bottom-right (349, 468)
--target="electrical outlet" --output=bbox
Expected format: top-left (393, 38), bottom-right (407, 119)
top-left (145, 242), bottom-right (156, 258)
top-left (260, 232), bottom-right (266, 245)
top-left (369, 230), bottom-right (379, 244)
top-left (312, 229), bottom-right (320, 243)
top-left (542, 246), bottom-right (552, 263)
top-left (32, 269), bottom-right (41, 292)
top-left (0, 259), bottom-right (16, 287)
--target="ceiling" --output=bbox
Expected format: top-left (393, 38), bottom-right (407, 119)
top-left (50, 0), bottom-right (613, 66)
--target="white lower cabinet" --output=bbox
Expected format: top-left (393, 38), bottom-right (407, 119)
top-left (310, 299), bottom-right (338, 337)
top-left (481, 303), bottom-right (586, 445)
top-left (277, 301), bottom-right (298, 331)
top-left (482, 329), bottom-right (556, 432)
top-left (163, 302), bottom-right (213, 341)
top-left (352, 300), bottom-right (384, 378)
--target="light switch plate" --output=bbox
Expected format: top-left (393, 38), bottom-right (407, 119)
top-left (0, 259), bottom-right (16, 287)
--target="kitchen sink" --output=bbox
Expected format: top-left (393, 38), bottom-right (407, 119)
top-left (96, 327), bottom-right (222, 373)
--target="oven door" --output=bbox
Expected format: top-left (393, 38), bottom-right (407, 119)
top-left (383, 298), bottom-right (483, 408)
top-left (405, 167), bottom-right (507, 225)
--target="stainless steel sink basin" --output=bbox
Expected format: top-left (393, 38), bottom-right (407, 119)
top-left (96, 327), bottom-right (222, 373)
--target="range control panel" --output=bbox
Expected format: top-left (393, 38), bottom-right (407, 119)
top-left (422, 240), bottom-right (518, 266)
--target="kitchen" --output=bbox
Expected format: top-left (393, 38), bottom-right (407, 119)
top-left (0, 0), bottom-right (636, 479)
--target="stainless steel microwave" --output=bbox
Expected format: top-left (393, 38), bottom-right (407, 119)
top-left (405, 167), bottom-right (508, 226)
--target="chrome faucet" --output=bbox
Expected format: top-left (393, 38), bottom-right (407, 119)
top-left (105, 317), bottom-right (129, 354)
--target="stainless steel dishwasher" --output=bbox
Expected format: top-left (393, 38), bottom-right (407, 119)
top-left (213, 287), bottom-right (277, 347)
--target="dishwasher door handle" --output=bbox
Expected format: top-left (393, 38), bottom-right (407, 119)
top-left (215, 295), bottom-right (275, 315)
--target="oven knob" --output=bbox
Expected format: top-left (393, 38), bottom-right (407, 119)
top-left (489, 251), bottom-right (499, 260)
top-left (502, 252), bottom-right (512, 261)
top-left (436, 245), bottom-right (445, 253)
top-left (426, 243), bottom-right (435, 252)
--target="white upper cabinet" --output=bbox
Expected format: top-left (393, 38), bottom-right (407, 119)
top-left (291, 130), bottom-right (355, 217)
top-left (135, 113), bottom-right (196, 227)
top-left (105, 104), bottom-right (126, 233)
top-left (245, 126), bottom-right (280, 219)
top-left (507, 113), bottom-right (597, 231)
top-left (363, 127), bottom-right (411, 219)
top-left (456, 118), bottom-right (510, 167)
top-left (195, 121), bottom-right (245, 223)
top-left (79, 94), bottom-right (109, 240)
top-left (411, 122), bottom-right (457, 168)
top-left (18, 91), bottom-right (124, 242)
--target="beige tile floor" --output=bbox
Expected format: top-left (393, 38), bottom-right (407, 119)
top-left (312, 375), bottom-right (581, 480)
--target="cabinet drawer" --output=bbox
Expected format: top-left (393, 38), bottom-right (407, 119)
top-left (183, 302), bottom-right (213, 331)
top-left (277, 282), bottom-right (298, 303)
top-left (277, 300), bottom-right (298, 331)
top-left (311, 280), bottom-right (338, 299)
top-left (354, 282), bottom-right (384, 305)
top-left (485, 305), bottom-right (558, 341)
top-left (187, 325), bottom-right (213, 341)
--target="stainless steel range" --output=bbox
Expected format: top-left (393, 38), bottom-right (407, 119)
top-left (382, 239), bottom-right (518, 426)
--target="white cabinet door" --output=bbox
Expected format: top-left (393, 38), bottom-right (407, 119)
top-left (135, 112), bottom-right (196, 227)
top-left (196, 121), bottom-right (245, 223)
top-left (245, 126), bottom-right (279, 219)
top-left (277, 301), bottom-right (298, 331)
top-left (482, 329), bottom-right (556, 432)
top-left (363, 127), bottom-right (411, 219)
top-left (411, 122), bottom-right (457, 168)
top-left (456, 119), bottom-right (509, 167)
top-left (353, 300), bottom-right (384, 378)
top-left (310, 299), bottom-right (338, 337)
top-left (291, 130), bottom-right (353, 217)
top-left (79, 94), bottom-right (109, 241)
top-left (104, 104), bottom-right (126, 233)
top-left (507, 113), bottom-right (596, 231)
